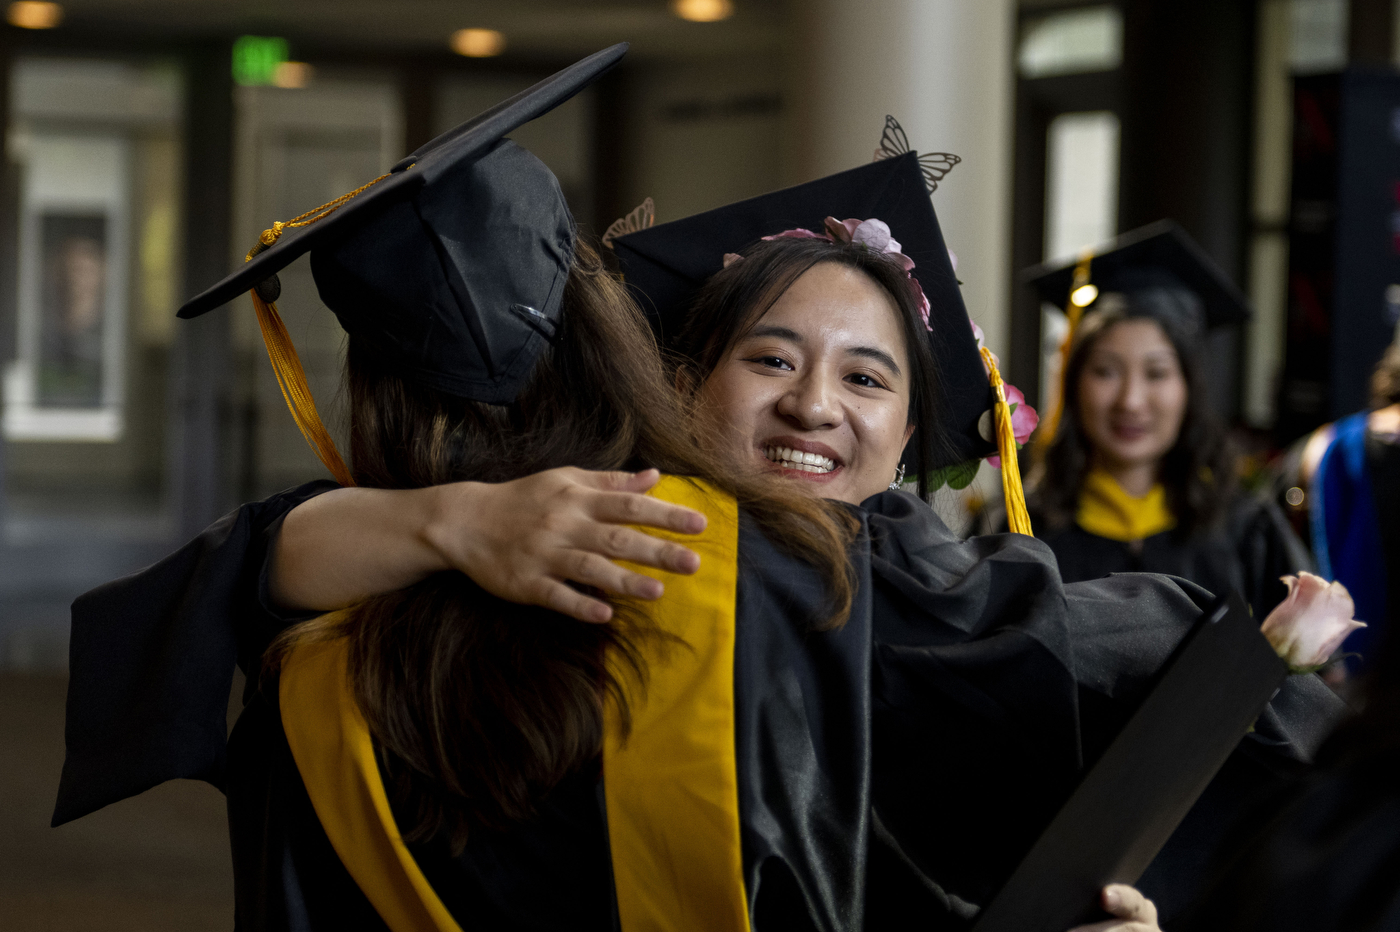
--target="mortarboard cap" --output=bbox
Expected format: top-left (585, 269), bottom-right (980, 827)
top-left (175, 43), bottom-right (628, 484)
top-left (1022, 220), bottom-right (1251, 335)
top-left (180, 42), bottom-right (627, 400)
top-left (611, 152), bottom-right (997, 469)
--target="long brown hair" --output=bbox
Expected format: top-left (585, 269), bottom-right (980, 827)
top-left (672, 236), bottom-right (952, 499)
top-left (267, 239), bottom-right (857, 851)
top-left (1031, 301), bottom-right (1234, 536)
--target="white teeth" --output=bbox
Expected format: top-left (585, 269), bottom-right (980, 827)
top-left (763, 445), bottom-right (836, 474)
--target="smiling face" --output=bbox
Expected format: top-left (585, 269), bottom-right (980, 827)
top-left (1075, 318), bottom-right (1188, 477)
top-left (695, 261), bottom-right (915, 505)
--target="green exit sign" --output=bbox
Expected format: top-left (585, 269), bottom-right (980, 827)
top-left (232, 35), bottom-right (289, 86)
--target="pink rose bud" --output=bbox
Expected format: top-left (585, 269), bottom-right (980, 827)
top-left (1004, 384), bottom-right (1040, 445)
top-left (1259, 572), bottom-right (1366, 670)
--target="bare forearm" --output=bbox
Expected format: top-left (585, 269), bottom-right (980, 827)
top-left (266, 467), bottom-right (703, 623)
top-left (269, 485), bottom-right (453, 611)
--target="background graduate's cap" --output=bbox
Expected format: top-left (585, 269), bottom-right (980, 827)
top-left (176, 42), bottom-right (629, 486)
top-left (1023, 220), bottom-right (1251, 336)
top-left (1022, 220), bottom-right (1250, 446)
top-left (612, 146), bottom-right (1033, 533)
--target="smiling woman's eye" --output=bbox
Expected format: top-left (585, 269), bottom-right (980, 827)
top-left (846, 372), bottom-right (886, 389)
top-left (745, 354), bottom-right (794, 371)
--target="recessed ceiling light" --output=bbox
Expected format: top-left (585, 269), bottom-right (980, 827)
top-left (273, 62), bottom-right (313, 89)
top-left (7, 1), bottom-right (62, 29)
top-left (450, 28), bottom-right (506, 58)
top-left (671, 0), bottom-right (733, 23)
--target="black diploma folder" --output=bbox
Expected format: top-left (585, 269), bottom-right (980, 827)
top-left (971, 591), bottom-right (1289, 932)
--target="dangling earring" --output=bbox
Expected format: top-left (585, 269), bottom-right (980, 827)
top-left (889, 463), bottom-right (906, 490)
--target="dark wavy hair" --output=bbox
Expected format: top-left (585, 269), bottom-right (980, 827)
top-left (266, 239), bottom-right (858, 852)
top-left (670, 235), bottom-right (951, 499)
top-left (1030, 296), bottom-right (1234, 536)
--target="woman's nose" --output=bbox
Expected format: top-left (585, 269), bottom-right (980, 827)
top-left (1115, 372), bottom-right (1149, 412)
top-left (776, 372), bottom-right (841, 429)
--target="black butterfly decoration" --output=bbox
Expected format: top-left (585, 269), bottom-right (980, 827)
top-left (873, 115), bottom-right (960, 194)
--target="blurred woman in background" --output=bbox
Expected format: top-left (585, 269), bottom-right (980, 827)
top-left (1027, 224), bottom-right (1311, 624)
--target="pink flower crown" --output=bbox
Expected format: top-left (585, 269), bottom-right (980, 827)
top-left (723, 216), bottom-right (933, 331)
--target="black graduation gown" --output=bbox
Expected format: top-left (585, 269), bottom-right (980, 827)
top-left (52, 482), bottom-right (1343, 931)
top-left (1172, 439), bottom-right (1400, 932)
top-left (1173, 727), bottom-right (1400, 932)
top-left (1036, 492), bottom-right (1312, 623)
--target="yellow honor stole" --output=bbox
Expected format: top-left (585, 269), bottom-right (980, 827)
top-left (1075, 468), bottom-right (1176, 542)
top-left (278, 475), bottom-right (749, 932)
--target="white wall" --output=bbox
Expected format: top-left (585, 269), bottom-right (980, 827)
top-left (786, 0), bottom-right (1017, 361)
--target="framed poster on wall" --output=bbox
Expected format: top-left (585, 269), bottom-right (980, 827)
top-left (4, 132), bottom-right (130, 441)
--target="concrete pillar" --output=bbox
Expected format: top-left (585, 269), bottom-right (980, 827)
top-left (786, 0), bottom-right (1017, 360)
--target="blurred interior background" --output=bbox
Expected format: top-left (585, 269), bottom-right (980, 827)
top-left (1, 0), bottom-right (1398, 926)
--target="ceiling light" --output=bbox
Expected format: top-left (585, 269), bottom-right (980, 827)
top-left (1070, 283), bottom-right (1100, 307)
top-left (451, 28), bottom-right (506, 58)
top-left (7, 1), bottom-right (62, 29)
top-left (273, 62), bottom-right (313, 89)
top-left (671, 0), bottom-right (733, 23)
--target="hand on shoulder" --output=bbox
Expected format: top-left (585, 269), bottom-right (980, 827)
top-left (273, 467), bottom-right (706, 624)
top-left (425, 467), bottom-right (706, 623)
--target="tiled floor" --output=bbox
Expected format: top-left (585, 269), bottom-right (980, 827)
top-left (0, 673), bottom-right (233, 930)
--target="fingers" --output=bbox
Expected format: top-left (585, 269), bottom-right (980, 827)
top-left (583, 524), bottom-right (700, 575)
top-left (575, 467), bottom-right (662, 494)
top-left (559, 549), bottom-right (665, 599)
top-left (1067, 885), bottom-right (1160, 932)
top-left (557, 468), bottom-right (707, 535)
top-left (594, 490), bottom-right (707, 536)
top-left (1103, 885), bottom-right (1157, 924)
top-left (536, 578), bottom-right (615, 625)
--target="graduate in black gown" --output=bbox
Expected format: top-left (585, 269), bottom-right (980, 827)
top-left (1299, 336), bottom-right (1400, 675)
top-left (51, 75), bottom-right (1344, 932)
top-left (1178, 437), bottom-right (1400, 931)
top-left (1024, 223), bottom-right (1311, 624)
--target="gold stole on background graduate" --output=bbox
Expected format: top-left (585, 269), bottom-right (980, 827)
top-left (1075, 468), bottom-right (1176, 542)
top-left (279, 475), bottom-right (749, 932)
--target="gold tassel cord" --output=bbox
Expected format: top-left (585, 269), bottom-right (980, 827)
top-left (1037, 251), bottom-right (1093, 451)
top-left (239, 173), bottom-right (393, 488)
top-left (981, 346), bottom-right (1033, 537)
top-left (250, 289), bottom-right (356, 488)
top-left (256, 173), bottom-right (392, 249)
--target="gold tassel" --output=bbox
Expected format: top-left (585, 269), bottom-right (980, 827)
top-left (236, 173), bottom-right (393, 488)
top-left (1037, 251), bottom-right (1093, 451)
top-left (981, 346), bottom-right (1033, 536)
top-left (249, 288), bottom-right (356, 488)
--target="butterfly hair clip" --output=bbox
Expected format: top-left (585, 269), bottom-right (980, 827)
top-left (873, 115), bottom-right (960, 195)
top-left (601, 196), bottom-right (655, 249)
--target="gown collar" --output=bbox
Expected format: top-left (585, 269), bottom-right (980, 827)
top-left (1076, 468), bottom-right (1176, 542)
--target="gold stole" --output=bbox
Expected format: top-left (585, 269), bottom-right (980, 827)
top-left (278, 475), bottom-right (749, 932)
top-left (1075, 468), bottom-right (1176, 542)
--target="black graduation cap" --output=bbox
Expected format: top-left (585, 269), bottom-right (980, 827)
top-left (178, 42), bottom-right (628, 406)
top-left (611, 152), bottom-right (997, 468)
top-left (1022, 220), bottom-right (1251, 335)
